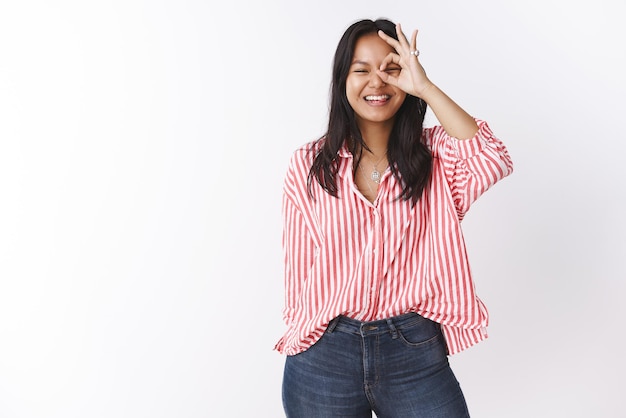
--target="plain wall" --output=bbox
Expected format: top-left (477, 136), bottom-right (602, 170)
top-left (1, 0), bottom-right (624, 416)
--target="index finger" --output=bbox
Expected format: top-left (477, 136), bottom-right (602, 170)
top-left (377, 29), bottom-right (401, 51)
top-left (394, 23), bottom-right (412, 51)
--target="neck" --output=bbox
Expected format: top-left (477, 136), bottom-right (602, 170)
top-left (358, 119), bottom-right (393, 157)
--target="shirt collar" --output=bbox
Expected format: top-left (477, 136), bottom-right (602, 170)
top-left (336, 142), bottom-right (353, 178)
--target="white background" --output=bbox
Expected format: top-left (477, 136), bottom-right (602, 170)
top-left (1, 0), bottom-right (624, 417)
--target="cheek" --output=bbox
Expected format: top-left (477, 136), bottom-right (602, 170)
top-left (393, 92), bottom-right (407, 110)
top-left (395, 90), bottom-right (407, 103)
top-left (345, 80), bottom-right (361, 107)
top-left (345, 78), bottom-right (358, 96)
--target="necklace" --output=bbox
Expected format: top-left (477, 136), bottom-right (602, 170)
top-left (358, 163), bottom-right (377, 198)
top-left (368, 154), bottom-right (387, 184)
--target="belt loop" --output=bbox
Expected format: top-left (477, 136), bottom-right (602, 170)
top-left (386, 318), bottom-right (398, 339)
top-left (326, 316), bottom-right (340, 334)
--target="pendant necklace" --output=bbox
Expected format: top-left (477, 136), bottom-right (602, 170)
top-left (369, 154), bottom-right (387, 184)
top-left (358, 163), bottom-right (377, 199)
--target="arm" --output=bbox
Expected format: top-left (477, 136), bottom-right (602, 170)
top-left (281, 193), bottom-right (314, 324)
top-left (377, 23), bottom-right (478, 140)
top-left (280, 154), bottom-right (318, 325)
top-left (426, 120), bottom-right (514, 218)
top-left (419, 84), bottom-right (478, 140)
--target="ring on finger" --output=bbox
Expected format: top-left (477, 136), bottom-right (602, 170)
top-left (410, 49), bottom-right (420, 57)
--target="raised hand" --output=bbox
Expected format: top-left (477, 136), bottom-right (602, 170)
top-left (376, 23), bottom-right (434, 99)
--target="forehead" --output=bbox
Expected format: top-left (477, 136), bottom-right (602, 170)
top-left (352, 33), bottom-right (395, 62)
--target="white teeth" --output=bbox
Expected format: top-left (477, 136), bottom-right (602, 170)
top-left (365, 95), bottom-right (390, 101)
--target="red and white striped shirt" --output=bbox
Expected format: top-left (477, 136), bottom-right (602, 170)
top-left (275, 119), bottom-right (513, 356)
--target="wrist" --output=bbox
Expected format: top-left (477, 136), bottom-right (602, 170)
top-left (415, 82), bottom-right (437, 101)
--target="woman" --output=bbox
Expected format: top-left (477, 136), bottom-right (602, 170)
top-left (275, 18), bottom-right (513, 417)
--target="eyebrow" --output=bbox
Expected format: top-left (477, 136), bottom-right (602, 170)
top-left (351, 60), bottom-right (371, 66)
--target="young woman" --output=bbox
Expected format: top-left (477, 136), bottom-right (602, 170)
top-left (275, 18), bottom-right (513, 417)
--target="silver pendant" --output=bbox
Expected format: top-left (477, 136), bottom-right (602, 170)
top-left (371, 169), bottom-right (381, 184)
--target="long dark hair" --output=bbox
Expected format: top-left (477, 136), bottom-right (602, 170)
top-left (307, 18), bottom-right (432, 204)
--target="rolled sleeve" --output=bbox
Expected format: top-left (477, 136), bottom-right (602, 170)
top-left (426, 119), bottom-right (514, 218)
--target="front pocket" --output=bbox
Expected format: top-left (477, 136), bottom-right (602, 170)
top-left (396, 317), bottom-right (442, 348)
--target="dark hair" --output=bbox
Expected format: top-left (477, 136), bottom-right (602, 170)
top-left (307, 18), bottom-right (432, 204)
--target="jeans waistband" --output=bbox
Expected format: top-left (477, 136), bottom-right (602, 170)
top-left (326, 313), bottom-right (436, 337)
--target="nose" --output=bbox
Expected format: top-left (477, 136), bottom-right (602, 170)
top-left (368, 71), bottom-right (385, 87)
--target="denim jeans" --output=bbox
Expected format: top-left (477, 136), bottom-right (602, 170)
top-left (282, 313), bottom-right (471, 417)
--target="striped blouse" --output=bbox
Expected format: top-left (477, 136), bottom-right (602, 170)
top-left (275, 119), bottom-right (514, 356)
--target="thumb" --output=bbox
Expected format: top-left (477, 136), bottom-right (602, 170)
top-left (376, 69), bottom-right (395, 86)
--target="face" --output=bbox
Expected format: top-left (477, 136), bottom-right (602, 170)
top-left (346, 33), bottom-right (406, 130)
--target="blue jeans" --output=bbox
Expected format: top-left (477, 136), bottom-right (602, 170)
top-left (282, 313), bottom-right (471, 417)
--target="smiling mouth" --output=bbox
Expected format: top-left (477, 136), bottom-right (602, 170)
top-left (364, 94), bottom-right (391, 102)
